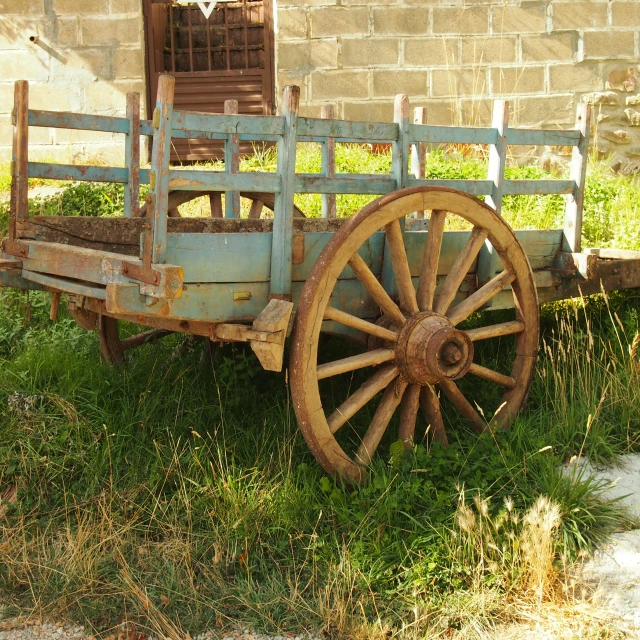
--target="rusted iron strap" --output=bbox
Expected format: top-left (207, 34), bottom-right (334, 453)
top-left (121, 261), bottom-right (161, 286)
top-left (1, 239), bottom-right (29, 258)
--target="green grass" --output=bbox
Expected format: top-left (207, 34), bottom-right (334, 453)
top-left (1, 147), bottom-right (640, 637)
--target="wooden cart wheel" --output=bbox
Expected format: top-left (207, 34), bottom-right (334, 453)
top-left (290, 187), bottom-right (539, 483)
top-left (137, 191), bottom-right (306, 219)
top-left (97, 315), bottom-right (172, 365)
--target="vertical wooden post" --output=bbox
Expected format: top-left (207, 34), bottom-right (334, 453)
top-left (5, 80), bottom-right (29, 258)
top-left (563, 103), bottom-right (590, 254)
top-left (411, 106), bottom-right (427, 219)
top-left (124, 92), bottom-right (140, 218)
top-left (392, 94), bottom-right (410, 190)
top-left (321, 104), bottom-right (336, 219)
top-left (151, 74), bottom-right (175, 264)
top-left (270, 85), bottom-right (299, 299)
top-left (477, 100), bottom-right (509, 287)
top-left (224, 98), bottom-right (240, 219)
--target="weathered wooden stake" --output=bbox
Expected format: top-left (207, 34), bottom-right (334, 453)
top-left (151, 74), bottom-right (175, 264)
top-left (270, 85), bottom-right (299, 299)
top-left (563, 103), bottom-right (590, 253)
top-left (392, 94), bottom-right (410, 190)
top-left (49, 292), bottom-right (60, 322)
top-left (477, 100), bottom-right (508, 289)
top-left (411, 107), bottom-right (427, 218)
top-left (123, 92), bottom-right (140, 219)
top-left (321, 104), bottom-right (336, 219)
top-left (224, 99), bottom-right (240, 219)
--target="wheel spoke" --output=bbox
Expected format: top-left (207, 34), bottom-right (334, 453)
top-left (349, 253), bottom-right (406, 327)
top-left (327, 364), bottom-right (399, 434)
top-left (468, 363), bottom-right (517, 389)
top-left (385, 219), bottom-right (419, 315)
top-left (420, 385), bottom-right (448, 445)
top-left (324, 306), bottom-right (398, 342)
top-left (398, 384), bottom-right (421, 448)
top-left (120, 329), bottom-right (173, 351)
top-left (433, 227), bottom-right (489, 315)
top-left (447, 269), bottom-right (515, 326)
top-left (416, 209), bottom-right (446, 312)
top-left (355, 379), bottom-right (408, 465)
top-left (465, 320), bottom-right (525, 341)
top-left (248, 199), bottom-right (264, 219)
top-left (438, 378), bottom-right (487, 434)
top-left (317, 348), bottom-right (395, 380)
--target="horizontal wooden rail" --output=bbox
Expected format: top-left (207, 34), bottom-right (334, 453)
top-left (172, 111), bottom-right (285, 137)
top-left (503, 179), bottom-right (575, 195)
top-left (406, 178), bottom-right (494, 195)
top-left (507, 129), bottom-right (581, 146)
top-left (408, 124), bottom-right (498, 145)
top-left (297, 117), bottom-right (398, 142)
top-left (21, 269), bottom-right (107, 299)
top-left (29, 110), bottom-right (129, 134)
top-left (295, 174), bottom-right (397, 195)
top-left (29, 162), bottom-right (129, 183)
top-left (168, 169), bottom-right (281, 193)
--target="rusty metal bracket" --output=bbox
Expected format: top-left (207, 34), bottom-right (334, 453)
top-left (2, 238), bottom-right (29, 259)
top-left (121, 194), bottom-right (161, 286)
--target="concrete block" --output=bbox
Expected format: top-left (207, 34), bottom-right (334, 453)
top-left (373, 7), bottom-right (429, 36)
top-left (458, 98), bottom-right (493, 127)
top-left (612, 2), bottom-right (640, 27)
top-left (56, 16), bottom-right (79, 47)
top-left (55, 0), bottom-right (108, 14)
top-left (522, 33), bottom-right (576, 62)
top-left (492, 3), bottom-right (546, 34)
top-left (582, 31), bottom-right (635, 59)
top-left (310, 7), bottom-right (369, 38)
top-left (311, 70), bottom-right (368, 100)
top-left (0, 50), bottom-right (50, 82)
top-left (432, 68), bottom-right (488, 98)
top-left (113, 48), bottom-right (145, 79)
top-left (553, 2), bottom-right (608, 30)
top-left (0, 0), bottom-right (44, 14)
top-left (81, 16), bottom-right (142, 46)
top-left (372, 70), bottom-right (427, 98)
top-left (433, 7), bottom-right (489, 35)
top-left (49, 48), bottom-right (114, 83)
top-left (85, 80), bottom-right (144, 112)
top-left (110, 0), bottom-right (142, 13)
top-left (404, 38), bottom-right (458, 67)
top-left (550, 64), bottom-right (603, 92)
top-left (461, 37), bottom-right (517, 65)
top-left (343, 38), bottom-right (399, 68)
top-left (343, 101), bottom-right (394, 123)
top-left (278, 71), bottom-right (308, 101)
top-left (516, 95), bottom-right (575, 126)
top-left (491, 66), bottom-right (545, 95)
top-left (278, 39), bottom-right (338, 71)
top-left (277, 8), bottom-right (307, 40)
top-left (582, 91), bottom-right (619, 105)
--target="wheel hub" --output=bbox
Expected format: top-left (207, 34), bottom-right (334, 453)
top-left (395, 312), bottom-right (474, 385)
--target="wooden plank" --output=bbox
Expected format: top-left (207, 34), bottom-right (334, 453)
top-left (295, 175), bottom-right (396, 195)
top-left (14, 81), bottom-right (29, 221)
top-left (224, 99), bottom-right (241, 218)
top-left (0, 269), bottom-right (45, 291)
top-left (123, 92), bottom-right (140, 218)
top-left (507, 128), bottom-right (581, 147)
top-left (20, 241), bottom-right (183, 299)
top-left (411, 107), bottom-right (427, 219)
top-left (320, 104), bottom-right (337, 219)
top-left (151, 75), bottom-right (175, 264)
top-left (477, 100), bottom-right (508, 289)
top-left (563, 103), bottom-right (591, 253)
top-left (28, 109), bottom-right (129, 134)
top-left (297, 117), bottom-right (398, 142)
top-left (270, 85), bottom-right (299, 298)
top-left (29, 162), bottom-right (129, 184)
top-left (172, 110), bottom-right (285, 136)
top-left (503, 179), bottom-right (575, 195)
top-left (169, 169), bottom-right (281, 193)
top-left (405, 178), bottom-right (494, 195)
top-left (21, 269), bottom-right (107, 299)
top-left (408, 123), bottom-right (498, 145)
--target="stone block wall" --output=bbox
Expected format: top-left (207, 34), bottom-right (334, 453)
top-left (275, 0), bottom-right (640, 168)
top-left (0, 0), bottom-right (146, 162)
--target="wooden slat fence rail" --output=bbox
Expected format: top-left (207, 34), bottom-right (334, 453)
top-left (6, 76), bottom-right (591, 298)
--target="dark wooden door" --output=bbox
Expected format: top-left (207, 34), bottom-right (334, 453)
top-left (143, 0), bottom-right (275, 162)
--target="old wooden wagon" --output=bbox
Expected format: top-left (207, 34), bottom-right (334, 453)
top-left (2, 76), bottom-right (640, 481)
